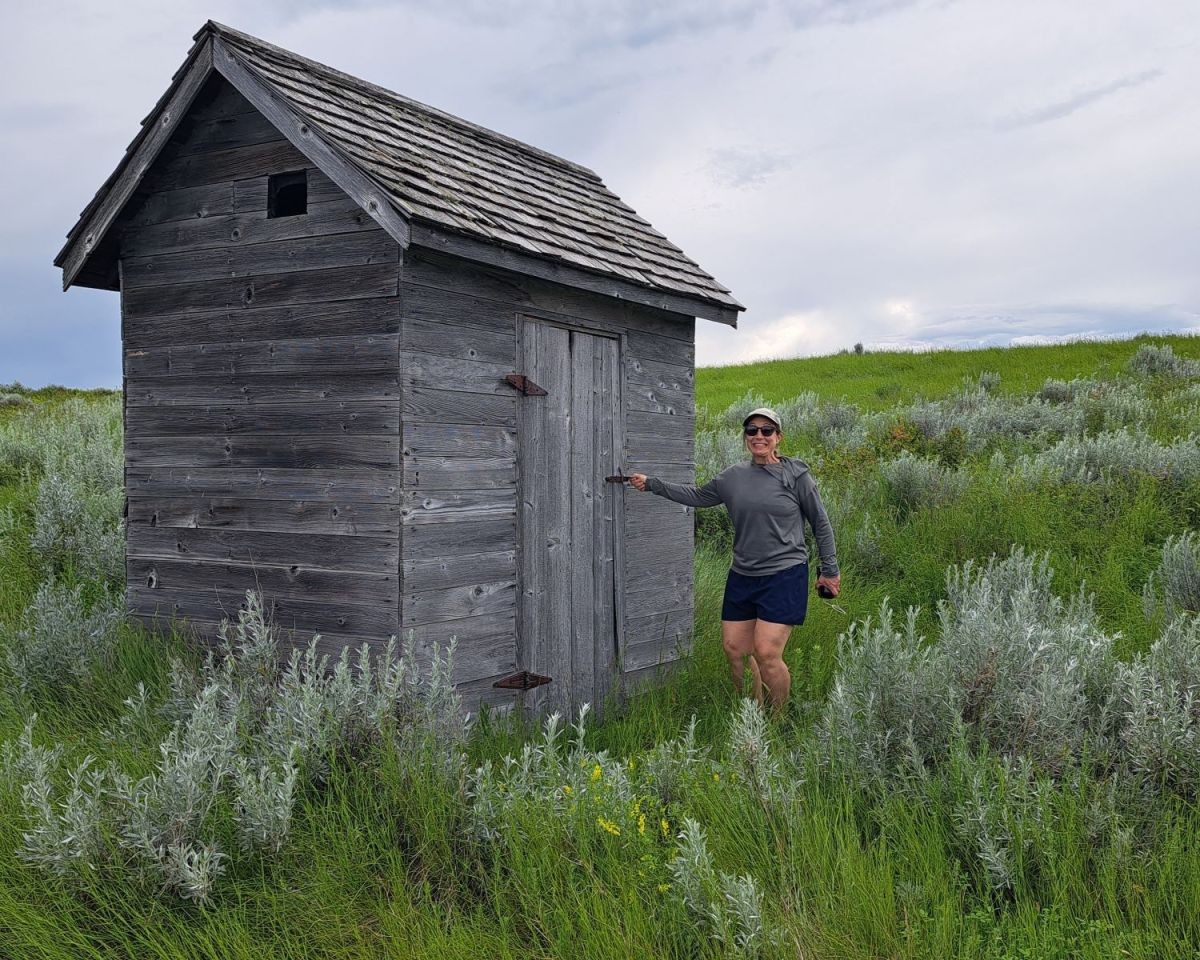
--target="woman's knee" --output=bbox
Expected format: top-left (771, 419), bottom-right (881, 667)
top-left (722, 621), bottom-right (756, 657)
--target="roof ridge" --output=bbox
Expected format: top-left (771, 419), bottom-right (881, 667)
top-left (198, 20), bottom-right (603, 183)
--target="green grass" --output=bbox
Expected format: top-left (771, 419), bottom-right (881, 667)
top-left (2, 340), bottom-right (1200, 958)
top-left (696, 332), bottom-right (1200, 411)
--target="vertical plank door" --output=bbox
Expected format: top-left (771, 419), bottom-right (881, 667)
top-left (518, 321), bottom-right (619, 716)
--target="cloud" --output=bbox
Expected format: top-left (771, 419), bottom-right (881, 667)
top-left (3, 0), bottom-right (1200, 386)
top-left (996, 68), bottom-right (1164, 130)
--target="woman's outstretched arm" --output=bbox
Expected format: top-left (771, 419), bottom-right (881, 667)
top-left (629, 473), bottom-right (724, 508)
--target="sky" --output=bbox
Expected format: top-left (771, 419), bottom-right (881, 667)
top-left (2, 0), bottom-right (1198, 387)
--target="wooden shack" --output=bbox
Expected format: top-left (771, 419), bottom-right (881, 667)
top-left (55, 22), bottom-right (743, 714)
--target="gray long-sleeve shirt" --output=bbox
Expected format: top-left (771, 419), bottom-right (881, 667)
top-left (646, 456), bottom-right (838, 577)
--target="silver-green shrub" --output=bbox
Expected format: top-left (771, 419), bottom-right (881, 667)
top-left (1112, 616), bottom-right (1200, 798)
top-left (880, 452), bottom-right (968, 514)
top-left (668, 817), bottom-right (771, 956)
top-left (727, 699), bottom-right (785, 802)
top-left (233, 751), bottom-right (300, 854)
top-left (1127, 344), bottom-right (1200, 379)
top-left (4, 590), bottom-right (464, 904)
top-left (822, 549), bottom-right (1118, 783)
top-left (1021, 430), bottom-right (1200, 486)
top-left (822, 547), bottom-right (1200, 807)
top-left (946, 745), bottom-right (1056, 893)
top-left (821, 602), bottom-right (956, 783)
top-left (0, 405), bottom-right (44, 481)
top-left (1038, 377), bottom-right (1096, 404)
top-left (4, 579), bottom-right (123, 695)
top-left (1143, 530), bottom-right (1200, 624)
top-left (1081, 381), bottom-right (1153, 431)
top-left (468, 706), bottom-right (635, 842)
top-left (695, 428), bottom-right (746, 483)
top-left (6, 397), bottom-right (125, 584)
top-left (939, 550), bottom-right (1116, 776)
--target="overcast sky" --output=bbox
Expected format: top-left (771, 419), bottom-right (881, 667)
top-left (3, 0), bottom-right (1197, 387)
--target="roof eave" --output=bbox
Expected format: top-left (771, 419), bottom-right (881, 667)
top-left (409, 222), bottom-right (741, 327)
top-left (56, 37), bottom-right (216, 290)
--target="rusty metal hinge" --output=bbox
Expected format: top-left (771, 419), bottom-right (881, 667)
top-left (493, 671), bottom-right (553, 690)
top-left (504, 373), bottom-right (548, 396)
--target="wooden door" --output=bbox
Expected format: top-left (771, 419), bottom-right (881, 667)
top-left (518, 321), bottom-right (620, 716)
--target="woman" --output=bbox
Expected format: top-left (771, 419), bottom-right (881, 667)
top-left (629, 407), bottom-right (840, 712)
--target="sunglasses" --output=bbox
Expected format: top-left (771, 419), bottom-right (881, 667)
top-left (743, 425), bottom-right (778, 437)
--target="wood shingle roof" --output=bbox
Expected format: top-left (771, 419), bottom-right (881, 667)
top-left (57, 21), bottom-right (742, 322)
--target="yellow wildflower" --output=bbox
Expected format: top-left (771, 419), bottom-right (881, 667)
top-left (660, 818), bottom-right (670, 838)
top-left (638, 813), bottom-right (647, 835)
top-left (657, 883), bottom-right (671, 893)
top-left (597, 816), bottom-right (621, 836)
top-left (712, 772), bottom-right (721, 783)
top-left (591, 764), bottom-right (603, 783)
top-left (562, 784), bottom-right (573, 796)
top-left (627, 758), bottom-right (636, 772)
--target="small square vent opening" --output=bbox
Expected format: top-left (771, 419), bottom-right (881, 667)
top-left (268, 170), bottom-right (308, 218)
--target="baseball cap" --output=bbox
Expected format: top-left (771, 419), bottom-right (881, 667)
top-left (742, 407), bottom-right (782, 431)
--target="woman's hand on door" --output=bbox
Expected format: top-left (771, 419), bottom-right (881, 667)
top-left (629, 473), bottom-right (649, 492)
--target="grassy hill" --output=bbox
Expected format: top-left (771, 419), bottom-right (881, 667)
top-left (697, 332), bottom-right (1200, 410)
top-left (2, 336), bottom-right (1200, 958)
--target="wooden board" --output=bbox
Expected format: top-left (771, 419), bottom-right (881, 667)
top-left (400, 488), bottom-right (516, 525)
top-left (142, 137), bottom-right (310, 192)
top-left (400, 353), bottom-right (514, 396)
top-left (403, 388), bottom-right (516, 427)
top-left (403, 315), bottom-right (516, 366)
top-left (128, 556), bottom-right (396, 605)
top-left (127, 496), bottom-right (398, 535)
top-left (123, 194), bottom-right (370, 256)
top-left (403, 249), bottom-right (697, 343)
top-left (121, 262), bottom-right (398, 320)
top-left (127, 525), bottom-right (398, 573)
top-left (401, 282), bottom-right (516, 333)
top-left (402, 455), bottom-right (516, 490)
top-left (128, 584), bottom-right (398, 637)
top-left (125, 333), bottom-right (399, 378)
top-left (625, 411), bottom-right (696, 441)
top-left (403, 579), bottom-right (518, 627)
top-left (124, 298), bottom-right (400, 350)
top-left (125, 467), bottom-right (399, 503)
top-left (402, 423), bottom-right (516, 458)
top-left (403, 610), bottom-right (515, 648)
top-left (125, 400), bottom-right (399, 435)
top-left (623, 608), bottom-right (692, 672)
top-left (126, 371), bottom-right (401, 406)
top-left (402, 550), bottom-right (517, 592)
top-left (625, 356), bottom-right (695, 417)
top-left (126, 435), bottom-right (399, 470)
top-left (124, 169), bottom-right (345, 231)
top-left (122, 229), bottom-right (396, 289)
top-left (401, 519), bottom-right (517, 560)
top-left (164, 108), bottom-right (283, 157)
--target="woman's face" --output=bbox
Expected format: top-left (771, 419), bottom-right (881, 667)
top-left (744, 415), bottom-right (782, 458)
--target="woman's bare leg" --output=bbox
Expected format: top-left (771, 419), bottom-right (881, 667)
top-left (721, 620), bottom-right (760, 701)
top-left (753, 619), bottom-right (794, 713)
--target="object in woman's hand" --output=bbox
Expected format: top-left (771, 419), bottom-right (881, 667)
top-left (816, 582), bottom-right (834, 599)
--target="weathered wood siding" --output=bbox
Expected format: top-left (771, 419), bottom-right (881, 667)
top-left (400, 248), bottom-right (696, 708)
top-left (118, 77), bottom-right (401, 649)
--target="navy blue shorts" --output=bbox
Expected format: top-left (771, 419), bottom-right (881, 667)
top-left (721, 563), bottom-right (809, 625)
